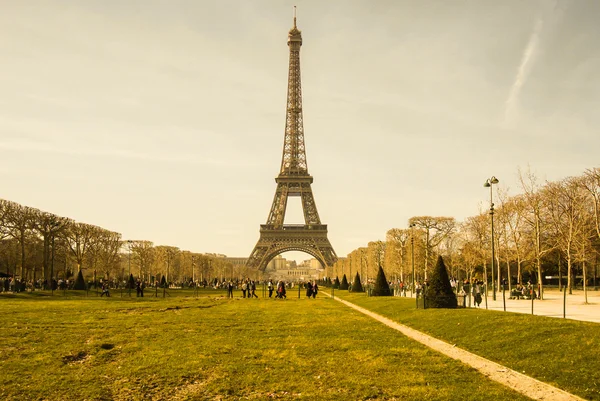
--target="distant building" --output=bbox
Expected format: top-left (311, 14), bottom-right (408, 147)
top-left (220, 254), bottom-right (323, 281)
top-left (222, 255), bottom-right (285, 270)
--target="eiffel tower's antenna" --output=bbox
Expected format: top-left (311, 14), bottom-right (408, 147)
top-left (293, 6), bottom-right (297, 28)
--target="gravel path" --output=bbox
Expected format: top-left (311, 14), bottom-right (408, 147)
top-left (328, 294), bottom-right (585, 401)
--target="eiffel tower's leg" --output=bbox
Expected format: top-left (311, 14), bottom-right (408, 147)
top-left (300, 184), bottom-right (321, 225)
top-left (246, 240), bottom-right (272, 271)
top-left (266, 184), bottom-right (289, 227)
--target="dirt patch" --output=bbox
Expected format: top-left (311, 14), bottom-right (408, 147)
top-left (62, 351), bottom-right (90, 365)
top-left (112, 374), bottom-right (210, 401)
top-left (158, 304), bottom-right (217, 312)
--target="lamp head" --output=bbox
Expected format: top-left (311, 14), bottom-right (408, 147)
top-left (483, 181), bottom-right (491, 188)
top-left (491, 176), bottom-right (499, 184)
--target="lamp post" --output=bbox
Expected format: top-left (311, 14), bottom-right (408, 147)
top-left (127, 240), bottom-right (132, 296)
top-left (50, 228), bottom-right (57, 295)
top-left (192, 255), bottom-right (196, 283)
top-left (49, 219), bottom-right (60, 295)
top-left (51, 232), bottom-right (55, 294)
top-left (484, 176), bottom-right (499, 301)
top-left (410, 223), bottom-right (416, 297)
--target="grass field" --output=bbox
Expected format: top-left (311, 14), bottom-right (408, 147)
top-left (0, 290), bottom-right (531, 401)
top-left (334, 291), bottom-right (600, 401)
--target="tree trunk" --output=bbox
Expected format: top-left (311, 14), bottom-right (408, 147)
top-left (43, 234), bottom-right (50, 282)
top-left (537, 258), bottom-right (544, 300)
top-left (20, 232), bottom-right (26, 279)
top-left (424, 230), bottom-right (430, 280)
top-left (595, 254), bottom-right (598, 289)
top-left (400, 248), bottom-right (404, 283)
top-left (496, 248), bottom-right (501, 296)
top-left (567, 252), bottom-right (572, 295)
top-left (583, 258), bottom-right (588, 304)
top-left (483, 260), bottom-right (488, 297)
top-left (506, 252), bottom-right (512, 292)
top-left (558, 253), bottom-right (563, 291)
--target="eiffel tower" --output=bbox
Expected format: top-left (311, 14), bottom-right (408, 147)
top-left (246, 11), bottom-right (337, 271)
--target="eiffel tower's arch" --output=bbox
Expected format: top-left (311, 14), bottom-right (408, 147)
top-left (246, 11), bottom-right (338, 272)
top-left (249, 224), bottom-right (336, 272)
top-left (263, 247), bottom-right (326, 271)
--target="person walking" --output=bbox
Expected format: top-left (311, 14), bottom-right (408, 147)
top-left (101, 282), bottom-right (110, 297)
top-left (277, 280), bottom-right (287, 299)
top-left (267, 280), bottom-right (274, 298)
top-left (305, 281), bottom-right (313, 298)
top-left (227, 280), bottom-right (234, 298)
top-left (473, 280), bottom-right (483, 308)
top-left (312, 281), bottom-right (318, 298)
top-left (251, 280), bottom-right (258, 298)
top-left (241, 281), bottom-right (247, 298)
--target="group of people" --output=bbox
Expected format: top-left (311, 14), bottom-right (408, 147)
top-left (239, 279), bottom-right (258, 298)
top-left (0, 277), bottom-right (71, 293)
top-left (510, 282), bottom-right (538, 300)
top-left (304, 281), bottom-right (319, 298)
top-left (266, 280), bottom-right (288, 299)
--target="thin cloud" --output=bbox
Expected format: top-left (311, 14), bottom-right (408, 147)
top-left (504, 16), bottom-right (544, 125)
top-left (0, 140), bottom-right (258, 168)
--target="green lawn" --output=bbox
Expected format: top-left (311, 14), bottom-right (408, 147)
top-left (334, 291), bottom-right (600, 401)
top-left (0, 291), bottom-right (530, 400)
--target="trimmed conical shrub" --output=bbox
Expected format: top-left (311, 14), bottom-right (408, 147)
top-left (340, 274), bottom-right (349, 290)
top-left (160, 275), bottom-right (167, 288)
top-left (128, 274), bottom-right (135, 289)
top-left (352, 272), bottom-right (363, 292)
top-left (425, 256), bottom-right (457, 308)
top-left (73, 270), bottom-right (87, 290)
top-left (333, 276), bottom-right (340, 289)
top-left (372, 265), bottom-right (391, 296)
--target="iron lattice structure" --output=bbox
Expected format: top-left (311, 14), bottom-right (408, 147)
top-left (247, 15), bottom-right (338, 271)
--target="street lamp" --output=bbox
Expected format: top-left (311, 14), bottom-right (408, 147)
top-left (410, 223), bottom-right (416, 297)
top-left (50, 219), bottom-right (60, 295)
top-left (127, 240), bottom-right (132, 296)
top-left (484, 176), bottom-right (499, 301)
top-left (192, 255), bottom-right (196, 283)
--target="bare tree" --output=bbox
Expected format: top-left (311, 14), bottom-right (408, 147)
top-left (94, 230), bottom-right (122, 281)
top-left (408, 216), bottom-right (456, 279)
top-left (462, 213), bottom-right (489, 287)
top-left (31, 211), bottom-right (68, 282)
top-left (3, 201), bottom-right (37, 279)
top-left (385, 228), bottom-right (410, 282)
top-left (519, 168), bottom-right (553, 299)
top-left (0, 200), bottom-right (11, 241)
top-left (154, 246), bottom-right (180, 283)
top-left (367, 241), bottom-right (385, 282)
top-left (583, 168), bottom-right (600, 241)
top-left (546, 177), bottom-right (589, 297)
top-left (63, 221), bottom-right (99, 273)
top-left (131, 240), bottom-right (155, 281)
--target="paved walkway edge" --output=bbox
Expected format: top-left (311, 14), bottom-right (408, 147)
top-left (326, 294), bottom-right (584, 401)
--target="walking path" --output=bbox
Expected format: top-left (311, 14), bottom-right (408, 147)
top-left (326, 293), bottom-right (585, 401)
top-left (482, 289), bottom-right (600, 323)
top-left (402, 288), bottom-right (600, 323)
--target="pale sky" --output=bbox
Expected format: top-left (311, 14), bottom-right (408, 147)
top-left (1, 0), bottom-right (599, 263)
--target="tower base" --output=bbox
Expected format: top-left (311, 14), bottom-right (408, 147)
top-left (247, 224), bottom-right (337, 271)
